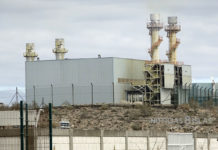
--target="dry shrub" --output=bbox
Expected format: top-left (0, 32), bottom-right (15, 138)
top-left (178, 104), bottom-right (190, 112)
top-left (136, 104), bottom-right (152, 117)
top-left (80, 111), bottom-right (90, 119)
top-left (131, 122), bottom-right (142, 130)
top-left (100, 104), bottom-right (110, 110)
top-left (189, 98), bottom-right (199, 111)
top-left (202, 99), bottom-right (214, 109)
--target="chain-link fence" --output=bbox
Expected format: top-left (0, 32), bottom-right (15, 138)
top-left (174, 84), bottom-right (218, 108)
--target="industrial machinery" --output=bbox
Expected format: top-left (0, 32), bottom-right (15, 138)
top-left (121, 14), bottom-right (191, 105)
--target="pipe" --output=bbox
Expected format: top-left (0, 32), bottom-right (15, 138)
top-left (147, 14), bottom-right (163, 62)
top-left (20, 101), bottom-right (24, 150)
top-left (49, 103), bottom-right (52, 150)
top-left (165, 17), bottom-right (181, 64)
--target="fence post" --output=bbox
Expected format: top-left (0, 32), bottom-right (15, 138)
top-left (69, 129), bottom-right (73, 150)
top-left (125, 131), bottom-right (128, 150)
top-left (33, 86), bottom-right (36, 108)
top-left (26, 103), bottom-right (29, 150)
top-left (166, 132), bottom-right (168, 150)
top-left (91, 83), bottom-right (93, 105)
top-left (216, 90), bottom-right (218, 105)
top-left (208, 88), bottom-right (211, 100)
top-left (194, 133), bottom-right (196, 150)
top-left (100, 130), bottom-right (104, 150)
top-left (185, 83), bottom-right (187, 104)
top-left (204, 88), bottom-right (207, 102)
top-left (207, 133), bottom-right (210, 150)
top-left (51, 84), bottom-right (54, 105)
top-left (189, 84), bottom-right (192, 102)
top-left (20, 101), bottom-right (24, 150)
top-left (147, 132), bottom-right (150, 150)
top-left (192, 84), bottom-right (195, 99)
top-left (196, 85), bottom-right (199, 102)
top-left (49, 103), bottom-right (52, 150)
top-left (112, 82), bottom-right (115, 105)
top-left (72, 84), bottom-right (74, 105)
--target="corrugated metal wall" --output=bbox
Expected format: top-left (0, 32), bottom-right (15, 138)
top-left (26, 58), bottom-right (114, 106)
top-left (26, 58), bottom-right (145, 106)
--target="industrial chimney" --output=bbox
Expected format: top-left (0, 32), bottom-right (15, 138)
top-left (165, 16), bottom-right (181, 63)
top-left (147, 14), bottom-right (163, 62)
top-left (23, 43), bottom-right (38, 61)
top-left (53, 39), bottom-right (68, 60)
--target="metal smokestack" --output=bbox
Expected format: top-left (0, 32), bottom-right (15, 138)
top-left (23, 43), bottom-right (38, 61)
top-left (53, 39), bottom-right (68, 60)
top-left (165, 16), bottom-right (181, 63)
top-left (147, 14), bottom-right (163, 62)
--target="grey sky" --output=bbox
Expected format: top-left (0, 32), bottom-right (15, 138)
top-left (0, 0), bottom-right (218, 102)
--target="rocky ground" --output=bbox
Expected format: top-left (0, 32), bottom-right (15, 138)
top-left (38, 104), bottom-right (218, 133)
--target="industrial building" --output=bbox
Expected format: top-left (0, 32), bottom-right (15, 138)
top-left (24, 14), bottom-right (192, 106)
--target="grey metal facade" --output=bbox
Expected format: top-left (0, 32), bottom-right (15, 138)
top-left (25, 57), bottom-right (145, 106)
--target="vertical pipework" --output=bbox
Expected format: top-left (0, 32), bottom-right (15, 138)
top-left (52, 39), bottom-right (68, 60)
top-left (165, 16), bottom-right (181, 63)
top-left (147, 14), bottom-right (163, 62)
top-left (23, 43), bottom-right (38, 61)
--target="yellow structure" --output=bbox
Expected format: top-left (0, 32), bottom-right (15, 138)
top-left (165, 17), bottom-right (181, 63)
top-left (147, 14), bottom-right (163, 62)
top-left (23, 43), bottom-right (38, 61)
top-left (53, 39), bottom-right (68, 60)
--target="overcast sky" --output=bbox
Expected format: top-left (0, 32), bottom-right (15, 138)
top-left (0, 0), bottom-right (218, 102)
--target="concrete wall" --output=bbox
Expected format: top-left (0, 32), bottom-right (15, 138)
top-left (0, 110), bottom-right (37, 126)
top-left (1, 129), bottom-right (218, 150)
